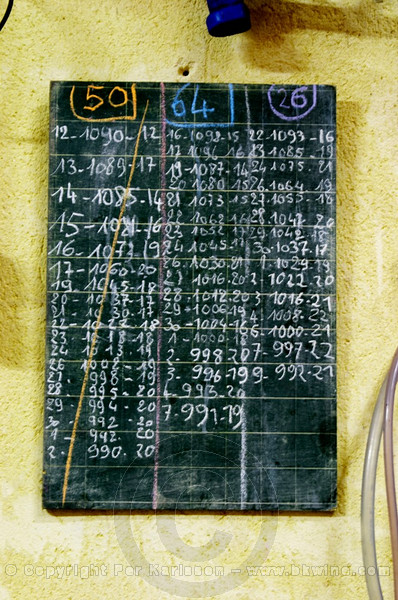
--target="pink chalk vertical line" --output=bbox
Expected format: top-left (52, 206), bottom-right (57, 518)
top-left (152, 82), bottom-right (167, 509)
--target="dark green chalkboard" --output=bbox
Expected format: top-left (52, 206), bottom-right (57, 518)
top-left (43, 82), bottom-right (336, 510)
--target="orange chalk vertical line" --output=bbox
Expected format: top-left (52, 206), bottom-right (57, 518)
top-left (61, 99), bottom-right (149, 506)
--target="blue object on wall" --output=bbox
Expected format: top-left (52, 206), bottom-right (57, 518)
top-left (206, 0), bottom-right (251, 37)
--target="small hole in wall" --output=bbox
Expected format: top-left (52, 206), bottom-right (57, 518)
top-left (178, 66), bottom-right (190, 77)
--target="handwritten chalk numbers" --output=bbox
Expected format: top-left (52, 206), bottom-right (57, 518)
top-left (168, 83), bottom-right (234, 128)
top-left (84, 85), bottom-right (128, 111)
top-left (70, 84), bottom-right (137, 122)
top-left (268, 85), bottom-right (317, 121)
top-left (172, 83), bottom-right (215, 121)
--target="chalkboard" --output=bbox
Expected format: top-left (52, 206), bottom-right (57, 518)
top-left (43, 82), bottom-right (336, 511)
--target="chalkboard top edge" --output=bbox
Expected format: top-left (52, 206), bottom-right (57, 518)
top-left (49, 80), bottom-right (336, 92)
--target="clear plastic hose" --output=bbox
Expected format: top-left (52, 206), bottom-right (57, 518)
top-left (384, 348), bottom-right (398, 600)
top-left (362, 378), bottom-right (386, 600)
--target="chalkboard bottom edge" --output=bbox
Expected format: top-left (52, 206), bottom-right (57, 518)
top-left (43, 504), bottom-right (337, 514)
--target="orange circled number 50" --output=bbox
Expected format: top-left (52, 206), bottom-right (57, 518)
top-left (70, 84), bottom-right (137, 122)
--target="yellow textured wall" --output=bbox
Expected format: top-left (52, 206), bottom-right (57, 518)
top-left (1, 0), bottom-right (398, 598)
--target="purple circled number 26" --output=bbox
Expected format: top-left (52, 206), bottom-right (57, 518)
top-left (267, 85), bottom-right (317, 122)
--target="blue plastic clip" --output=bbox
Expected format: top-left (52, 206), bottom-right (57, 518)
top-left (206, 0), bottom-right (251, 37)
